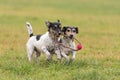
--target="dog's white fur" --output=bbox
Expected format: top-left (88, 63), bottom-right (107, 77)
top-left (26, 21), bottom-right (61, 62)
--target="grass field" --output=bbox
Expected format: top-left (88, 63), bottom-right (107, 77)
top-left (0, 0), bottom-right (120, 80)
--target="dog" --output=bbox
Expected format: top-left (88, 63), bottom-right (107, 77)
top-left (55, 26), bottom-right (79, 62)
top-left (26, 20), bottom-right (62, 62)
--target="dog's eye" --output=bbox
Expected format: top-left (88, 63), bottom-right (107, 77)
top-left (72, 30), bottom-right (76, 33)
top-left (67, 30), bottom-right (70, 32)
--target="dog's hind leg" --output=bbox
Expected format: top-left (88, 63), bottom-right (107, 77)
top-left (35, 51), bottom-right (41, 63)
top-left (27, 46), bottom-right (34, 62)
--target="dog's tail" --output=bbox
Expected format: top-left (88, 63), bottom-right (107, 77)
top-left (26, 22), bottom-right (33, 37)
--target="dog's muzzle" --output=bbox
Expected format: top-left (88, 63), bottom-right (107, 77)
top-left (58, 32), bottom-right (61, 35)
top-left (69, 34), bottom-right (73, 39)
top-left (55, 29), bottom-right (61, 37)
top-left (56, 32), bottom-right (61, 37)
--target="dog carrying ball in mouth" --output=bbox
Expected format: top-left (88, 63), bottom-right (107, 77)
top-left (55, 26), bottom-right (79, 63)
top-left (26, 20), bottom-right (62, 62)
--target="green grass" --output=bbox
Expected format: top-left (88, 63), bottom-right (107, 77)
top-left (0, 0), bottom-right (120, 80)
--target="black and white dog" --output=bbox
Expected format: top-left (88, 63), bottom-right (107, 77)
top-left (56, 26), bottom-right (79, 62)
top-left (26, 20), bottom-right (62, 62)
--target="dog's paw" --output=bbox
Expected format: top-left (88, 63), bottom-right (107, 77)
top-left (57, 58), bottom-right (62, 62)
top-left (66, 59), bottom-right (70, 64)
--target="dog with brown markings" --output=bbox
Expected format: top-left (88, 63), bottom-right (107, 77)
top-left (55, 26), bottom-right (79, 63)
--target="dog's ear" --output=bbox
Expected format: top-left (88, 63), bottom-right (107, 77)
top-left (45, 20), bottom-right (50, 27)
top-left (57, 19), bottom-right (60, 23)
top-left (57, 19), bottom-right (61, 26)
top-left (75, 27), bottom-right (79, 34)
top-left (45, 20), bottom-right (51, 31)
top-left (62, 27), bottom-right (67, 34)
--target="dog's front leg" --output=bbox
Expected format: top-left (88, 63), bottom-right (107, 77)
top-left (55, 49), bottom-right (62, 61)
top-left (70, 51), bottom-right (76, 62)
top-left (61, 52), bottom-right (69, 62)
top-left (70, 43), bottom-right (76, 62)
top-left (42, 47), bottom-right (52, 61)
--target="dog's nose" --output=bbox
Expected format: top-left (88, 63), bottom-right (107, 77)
top-left (59, 32), bottom-right (61, 35)
top-left (70, 35), bottom-right (73, 39)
